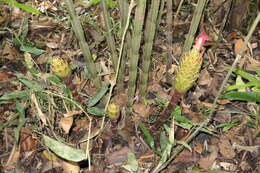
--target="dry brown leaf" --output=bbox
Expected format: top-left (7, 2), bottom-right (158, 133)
top-left (4, 145), bottom-right (20, 170)
top-left (64, 110), bottom-right (82, 118)
top-left (198, 145), bottom-right (218, 169)
top-left (132, 103), bottom-right (151, 118)
top-left (194, 144), bottom-right (204, 154)
top-left (20, 128), bottom-right (37, 151)
top-left (61, 161), bottom-right (80, 173)
top-left (219, 162), bottom-right (237, 171)
top-left (198, 69), bottom-right (212, 86)
top-left (218, 138), bottom-right (236, 159)
top-left (59, 116), bottom-right (74, 134)
top-left (30, 93), bottom-right (47, 125)
top-left (73, 117), bottom-right (89, 131)
top-left (105, 146), bottom-right (132, 165)
top-left (0, 73), bottom-right (15, 80)
top-left (2, 41), bottom-right (21, 60)
top-left (46, 42), bottom-right (59, 49)
top-left (234, 39), bottom-right (248, 55)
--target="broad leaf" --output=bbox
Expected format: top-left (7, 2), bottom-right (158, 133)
top-left (43, 135), bottom-right (88, 162)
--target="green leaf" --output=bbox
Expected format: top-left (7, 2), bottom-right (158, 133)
top-left (87, 107), bottom-right (105, 116)
top-left (226, 80), bottom-right (260, 91)
top-left (1, 0), bottom-right (40, 14)
top-left (43, 135), bottom-right (88, 162)
top-left (0, 90), bottom-right (31, 100)
top-left (222, 91), bottom-right (260, 102)
top-left (20, 45), bottom-right (44, 55)
top-left (121, 152), bottom-right (138, 172)
top-left (19, 78), bottom-right (43, 91)
top-left (87, 83), bottom-right (110, 107)
top-left (139, 123), bottom-right (155, 149)
top-left (176, 141), bottom-right (192, 152)
top-left (233, 68), bottom-right (258, 82)
top-left (159, 132), bottom-right (169, 151)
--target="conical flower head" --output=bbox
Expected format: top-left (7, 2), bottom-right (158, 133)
top-left (51, 57), bottom-right (71, 78)
top-left (174, 49), bottom-right (202, 93)
top-left (174, 32), bottom-right (208, 93)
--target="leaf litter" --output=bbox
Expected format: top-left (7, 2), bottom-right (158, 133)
top-left (0, 0), bottom-right (260, 173)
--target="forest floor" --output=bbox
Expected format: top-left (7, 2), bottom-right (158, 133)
top-left (0, 1), bottom-right (259, 173)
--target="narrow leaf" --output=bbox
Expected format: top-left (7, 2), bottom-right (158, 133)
top-left (139, 123), bottom-right (155, 149)
top-left (176, 141), bottom-right (192, 152)
top-left (0, 90), bottom-right (31, 100)
top-left (88, 83), bottom-right (110, 107)
top-left (87, 107), bottom-right (105, 116)
top-left (20, 45), bottom-right (44, 55)
top-left (1, 0), bottom-right (40, 14)
top-left (19, 78), bottom-right (43, 91)
top-left (43, 135), bottom-right (87, 162)
top-left (233, 68), bottom-right (258, 82)
top-left (223, 91), bottom-right (260, 102)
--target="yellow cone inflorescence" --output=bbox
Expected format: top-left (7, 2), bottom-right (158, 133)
top-left (51, 57), bottom-right (71, 78)
top-left (174, 48), bottom-right (202, 93)
top-left (174, 32), bottom-right (208, 93)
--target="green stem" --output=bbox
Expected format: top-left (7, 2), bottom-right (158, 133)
top-left (139, 0), bottom-right (161, 97)
top-left (182, 0), bottom-right (207, 53)
top-left (127, 0), bottom-right (147, 106)
top-left (64, 0), bottom-right (101, 88)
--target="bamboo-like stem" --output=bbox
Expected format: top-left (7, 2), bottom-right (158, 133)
top-left (165, 0), bottom-right (173, 84)
top-left (117, 0), bottom-right (129, 92)
top-left (182, 0), bottom-right (207, 53)
top-left (152, 12), bottom-right (260, 173)
top-left (127, 0), bottom-right (147, 106)
top-left (100, 0), bottom-right (118, 70)
top-left (100, 0), bottom-right (136, 130)
top-left (64, 0), bottom-right (101, 88)
top-left (139, 0), bottom-right (161, 97)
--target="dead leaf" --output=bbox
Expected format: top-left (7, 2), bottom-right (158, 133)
top-left (132, 103), bottom-right (151, 118)
top-left (2, 41), bottom-right (21, 60)
top-left (218, 138), bottom-right (236, 159)
top-left (73, 117), bottom-right (89, 131)
top-left (234, 39), bottom-right (248, 55)
top-left (46, 42), bottom-right (59, 49)
top-left (4, 145), bottom-right (20, 169)
top-left (30, 93), bottom-right (47, 125)
top-left (194, 144), bottom-right (204, 154)
top-left (59, 116), bottom-right (74, 134)
top-left (106, 147), bottom-right (132, 165)
top-left (64, 110), bottom-right (82, 118)
top-left (198, 145), bottom-right (218, 169)
top-left (20, 128), bottom-right (37, 151)
top-left (198, 69), bottom-right (212, 86)
top-left (61, 161), bottom-right (80, 173)
top-left (219, 162), bottom-right (237, 171)
top-left (0, 73), bottom-right (15, 80)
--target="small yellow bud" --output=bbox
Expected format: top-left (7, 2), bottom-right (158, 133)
top-left (107, 103), bottom-right (120, 120)
top-left (51, 57), bottom-right (71, 78)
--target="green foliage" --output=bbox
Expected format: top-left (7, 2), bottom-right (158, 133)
top-left (91, 0), bottom-right (117, 8)
top-left (87, 82), bottom-right (110, 107)
top-left (122, 152), bottom-right (139, 173)
top-left (43, 135), bottom-right (88, 162)
top-left (1, 0), bottom-right (40, 14)
top-left (217, 119), bottom-right (240, 131)
top-left (223, 68), bottom-right (260, 102)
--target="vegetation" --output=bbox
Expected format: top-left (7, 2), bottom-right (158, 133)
top-left (0, 0), bottom-right (259, 172)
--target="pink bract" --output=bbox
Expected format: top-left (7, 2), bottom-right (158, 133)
top-left (194, 32), bottom-right (209, 50)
